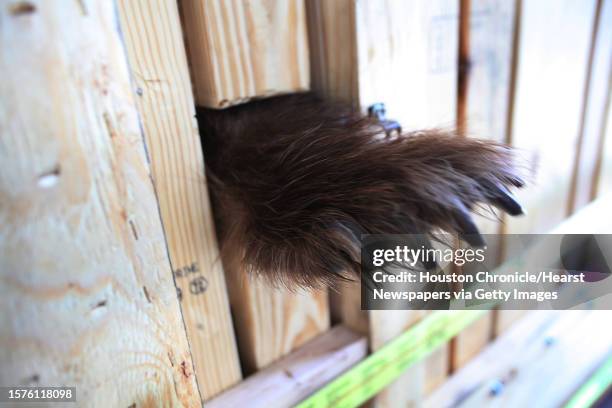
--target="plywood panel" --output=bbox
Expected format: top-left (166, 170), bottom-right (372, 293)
top-left (116, 0), bottom-right (242, 399)
top-left (356, 0), bottom-right (459, 129)
top-left (569, 0), bottom-right (612, 211)
top-left (180, 0), bottom-right (310, 108)
top-left (0, 1), bottom-right (200, 406)
top-left (495, 0), bottom-right (597, 335)
top-left (506, 0), bottom-right (597, 234)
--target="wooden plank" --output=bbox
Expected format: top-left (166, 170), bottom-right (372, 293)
top-left (226, 275), bottom-right (330, 375)
top-left (568, 0), bottom-right (612, 213)
top-left (355, 0), bottom-right (459, 127)
top-left (426, 310), bottom-right (612, 408)
top-left (179, 0), bottom-right (310, 108)
top-left (497, 0), bottom-right (597, 337)
top-left (0, 1), bottom-right (201, 406)
top-left (506, 0), bottom-right (597, 234)
top-left (306, 0), bottom-right (359, 106)
top-left (116, 0), bottom-right (242, 399)
top-left (453, 0), bottom-right (518, 368)
top-left (207, 325), bottom-right (367, 408)
top-left (595, 101), bottom-right (612, 197)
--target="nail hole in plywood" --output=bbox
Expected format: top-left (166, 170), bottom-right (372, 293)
top-left (9, 1), bottom-right (36, 15)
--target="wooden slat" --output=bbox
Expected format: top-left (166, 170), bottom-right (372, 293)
top-left (426, 310), bottom-right (612, 408)
top-left (506, 0), bottom-right (598, 234)
top-left (116, 0), bottom-right (242, 399)
top-left (226, 275), bottom-right (330, 375)
top-left (179, 0), bottom-right (310, 108)
top-left (569, 0), bottom-right (612, 212)
top-left (0, 1), bottom-right (200, 405)
top-left (355, 0), bottom-right (459, 127)
top-left (306, 0), bottom-right (359, 106)
top-left (595, 102), bottom-right (612, 197)
top-left (497, 0), bottom-right (598, 336)
top-left (453, 0), bottom-right (518, 368)
top-left (207, 325), bottom-right (367, 408)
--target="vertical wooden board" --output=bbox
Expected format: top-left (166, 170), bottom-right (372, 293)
top-left (453, 0), bottom-right (518, 369)
top-left (506, 0), bottom-right (597, 234)
top-left (596, 101), bottom-right (612, 196)
top-left (463, 0), bottom-right (517, 144)
top-left (180, 0), bottom-right (329, 378)
top-left (227, 276), bottom-right (330, 374)
top-left (497, 0), bottom-right (598, 339)
top-left (0, 1), bottom-right (201, 406)
top-left (116, 0), bottom-right (242, 399)
top-left (354, 0), bottom-right (459, 405)
top-left (570, 0), bottom-right (612, 212)
top-left (306, 0), bottom-right (359, 106)
top-left (179, 0), bottom-right (310, 108)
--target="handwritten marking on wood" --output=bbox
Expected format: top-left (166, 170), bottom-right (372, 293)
top-left (117, 0), bottom-right (242, 399)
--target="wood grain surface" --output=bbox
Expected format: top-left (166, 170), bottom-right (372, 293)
top-left (117, 0), bottom-right (242, 399)
top-left (0, 1), bottom-right (200, 406)
top-left (180, 0), bottom-right (310, 108)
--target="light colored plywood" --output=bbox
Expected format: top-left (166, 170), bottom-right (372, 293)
top-left (506, 0), bottom-right (597, 234)
top-left (208, 325), bottom-right (367, 408)
top-left (0, 1), bottom-right (200, 406)
top-left (116, 0), bottom-right (242, 399)
top-left (463, 0), bottom-right (517, 144)
top-left (455, 0), bottom-right (518, 367)
top-left (496, 0), bottom-right (597, 337)
top-left (180, 0), bottom-right (310, 108)
top-left (570, 0), bottom-right (612, 211)
top-left (356, 0), bottom-right (459, 129)
top-left (227, 274), bottom-right (330, 374)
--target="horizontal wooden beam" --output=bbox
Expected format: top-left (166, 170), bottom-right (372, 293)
top-left (180, 0), bottom-right (310, 108)
top-left (207, 325), bottom-right (366, 408)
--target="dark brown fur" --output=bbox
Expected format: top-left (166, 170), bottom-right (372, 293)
top-left (197, 93), bottom-right (525, 288)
